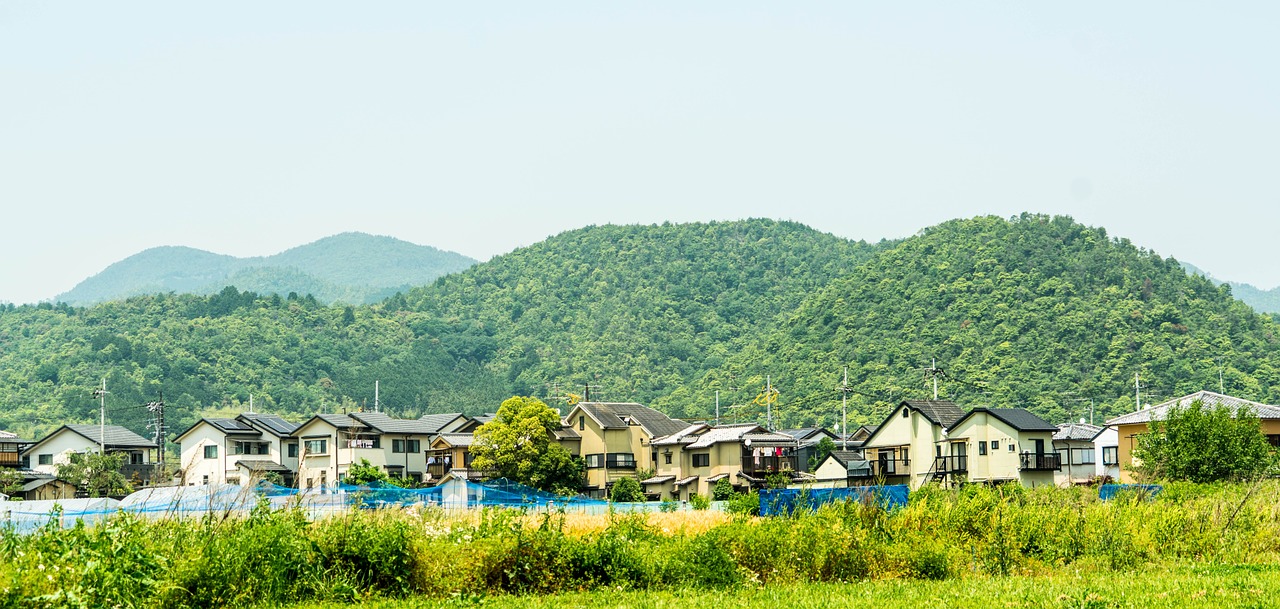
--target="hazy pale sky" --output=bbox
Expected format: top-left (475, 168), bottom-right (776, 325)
top-left (2, 2), bottom-right (1277, 304)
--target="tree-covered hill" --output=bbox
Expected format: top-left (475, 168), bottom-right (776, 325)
top-left (1182, 262), bottom-right (1280, 314)
top-left (55, 232), bottom-right (477, 306)
top-left (398, 219), bottom-right (879, 412)
top-left (703, 214), bottom-right (1280, 431)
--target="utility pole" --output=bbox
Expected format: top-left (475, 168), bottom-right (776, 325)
top-left (923, 359), bottom-right (944, 400)
top-left (767, 375), bottom-right (772, 431)
top-left (146, 393), bottom-right (166, 464)
top-left (93, 378), bottom-right (108, 454)
top-left (1135, 372), bottom-right (1141, 410)
top-left (715, 390), bottom-right (720, 426)
top-left (374, 380), bottom-right (380, 413)
top-left (248, 393), bottom-right (254, 414)
top-left (839, 367), bottom-right (852, 450)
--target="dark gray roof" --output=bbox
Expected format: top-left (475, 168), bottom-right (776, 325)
top-left (827, 450), bottom-right (865, 465)
top-left (235, 459), bottom-right (291, 472)
top-left (553, 426), bottom-right (581, 440)
top-left (1105, 391), bottom-right (1280, 426)
top-left (576, 402), bottom-right (687, 438)
top-left (349, 412), bottom-right (440, 435)
top-left (435, 433), bottom-right (474, 447)
top-left (238, 413), bottom-right (300, 437)
top-left (1054, 422), bottom-right (1102, 442)
top-left (778, 428), bottom-right (835, 441)
top-left (956, 408), bottom-right (1058, 433)
top-left (314, 414), bottom-right (361, 430)
top-left (206, 418), bottom-right (260, 435)
top-left (417, 412), bottom-right (469, 433)
top-left (902, 400), bottom-right (967, 428)
top-left (472, 414), bottom-right (496, 425)
top-left (60, 424), bottom-right (157, 449)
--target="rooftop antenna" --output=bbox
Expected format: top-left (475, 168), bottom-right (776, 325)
top-left (92, 378), bottom-right (109, 454)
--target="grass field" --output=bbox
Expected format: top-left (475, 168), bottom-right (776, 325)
top-left (290, 563), bottom-right (1280, 609)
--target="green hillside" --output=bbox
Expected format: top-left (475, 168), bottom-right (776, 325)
top-left (399, 219), bottom-right (879, 412)
top-left (1182, 262), bottom-right (1280, 314)
top-left (707, 214), bottom-right (1280, 431)
top-left (55, 233), bottom-right (477, 306)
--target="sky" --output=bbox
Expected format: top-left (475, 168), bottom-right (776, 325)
top-left (1, 2), bottom-right (1277, 304)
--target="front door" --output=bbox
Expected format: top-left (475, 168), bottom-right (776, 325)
top-left (1033, 439), bottom-right (1045, 454)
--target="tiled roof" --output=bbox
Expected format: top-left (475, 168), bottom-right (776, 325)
top-left (1054, 422), bottom-right (1102, 442)
top-left (975, 408), bottom-right (1059, 433)
top-left (0, 430), bottom-right (16, 439)
top-left (553, 427), bottom-right (581, 440)
top-left (436, 433), bottom-right (474, 447)
top-left (417, 413), bottom-right (469, 433)
top-left (62, 424), bottom-right (157, 449)
top-left (827, 450), bottom-right (865, 466)
top-left (238, 413), bottom-right (299, 437)
top-left (349, 412), bottom-right (441, 435)
top-left (576, 402), bottom-right (688, 438)
top-left (673, 476), bottom-right (698, 488)
top-left (315, 414), bottom-right (361, 430)
top-left (1106, 391), bottom-right (1280, 426)
top-left (706, 473), bottom-right (729, 482)
top-left (903, 400), bottom-right (967, 428)
top-left (652, 424), bottom-right (797, 449)
top-left (235, 459), bottom-right (290, 472)
top-left (777, 428), bottom-right (834, 441)
top-left (641, 475), bottom-right (675, 485)
top-left (472, 414), bottom-right (496, 425)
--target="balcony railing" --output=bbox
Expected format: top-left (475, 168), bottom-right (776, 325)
top-left (868, 457), bottom-right (910, 478)
top-left (605, 454), bottom-right (637, 469)
top-left (741, 455), bottom-right (796, 475)
top-left (1019, 452), bottom-right (1062, 471)
top-left (933, 455), bottom-right (968, 473)
top-left (0, 452), bottom-right (21, 467)
top-left (120, 463), bottom-right (160, 484)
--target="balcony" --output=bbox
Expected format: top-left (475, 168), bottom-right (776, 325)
top-left (120, 463), bottom-right (160, 485)
top-left (933, 455), bottom-right (968, 474)
top-left (605, 454), bottom-right (637, 469)
top-left (741, 455), bottom-right (796, 475)
top-left (868, 457), bottom-right (910, 478)
top-left (1019, 452), bottom-right (1061, 471)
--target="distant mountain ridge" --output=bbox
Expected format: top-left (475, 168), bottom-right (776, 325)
top-left (57, 233), bottom-right (477, 306)
top-left (1181, 263), bottom-right (1280, 314)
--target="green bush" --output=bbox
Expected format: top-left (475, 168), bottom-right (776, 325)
top-left (659, 498), bottom-right (679, 512)
top-left (712, 478), bottom-right (735, 501)
top-left (610, 477), bottom-right (645, 503)
top-left (726, 491), bottom-right (759, 515)
top-left (689, 493), bottom-right (711, 511)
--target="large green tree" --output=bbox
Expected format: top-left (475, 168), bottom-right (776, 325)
top-left (471, 396), bottom-right (584, 495)
top-left (1134, 400), bottom-right (1275, 482)
top-left (56, 452), bottom-right (132, 498)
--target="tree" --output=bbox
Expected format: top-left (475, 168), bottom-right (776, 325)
top-left (712, 478), bottom-right (735, 501)
top-left (344, 458), bottom-right (390, 486)
top-left (610, 477), bottom-right (644, 503)
top-left (57, 452), bottom-right (132, 498)
top-left (808, 436), bottom-right (836, 471)
top-left (0, 468), bottom-right (23, 498)
top-left (1134, 400), bottom-right (1275, 482)
top-left (471, 396), bottom-right (585, 494)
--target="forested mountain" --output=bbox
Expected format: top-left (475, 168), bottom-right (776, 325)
top-left (397, 220), bottom-right (879, 409)
top-left (6, 215), bottom-right (1280, 446)
top-left (700, 215), bottom-right (1280, 431)
top-left (1182, 263), bottom-right (1280, 314)
top-left (55, 233), bottom-right (476, 306)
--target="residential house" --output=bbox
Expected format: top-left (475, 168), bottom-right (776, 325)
top-left (557, 402), bottom-right (687, 498)
top-left (1053, 422), bottom-right (1102, 486)
top-left (644, 423), bottom-right (799, 500)
top-left (19, 476), bottom-right (78, 501)
top-left (427, 433), bottom-right (477, 481)
top-left (23, 424), bottom-right (159, 486)
top-left (777, 427), bottom-right (839, 471)
top-left (939, 408), bottom-right (1060, 487)
top-left (1092, 426), bottom-right (1120, 481)
top-left (0, 431), bottom-right (33, 470)
top-left (1105, 390), bottom-right (1280, 483)
top-left (859, 400), bottom-right (966, 489)
top-left (174, 413), bottom-right (301, 487)
top-left (291, 412), bottom-right (471, 489)
top-left (813, 450), bottom-right (872, 488)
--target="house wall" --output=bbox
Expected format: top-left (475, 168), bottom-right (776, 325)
top-left (294, 419), bottom-right (339, 489)
top-left (814, 456), bottom-right (850, 487)
top-left (28, 432), bottom-right (99, 476)
top-left (26, 480), bottom-right (77, 501)
top-left (1114, 418), bottom-right (1280, 482)
top-left (949, 413), bottom-right (1022, 483)
top-left (178, 423), bottom-right (228, 485)
top-left (1053, 439), bottom-right (1096, 486)
top-left (863, 405), bottom-right (945, 488)
top-left (1093, 427), bottom-right (1119, 480)
top-left (564, 407), bottom-right (652, 494)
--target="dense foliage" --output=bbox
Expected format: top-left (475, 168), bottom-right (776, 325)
top-left (55, 452), bottom-right (132, 498)
top-left (57, 232), bottom-right (476, 306)
top-left (470, 397), bottom-right (584, 494)
top-left (705, 214), bottom-right (1280, 429)
top-left (1134, 401), bottom-right (1276, 482)
top-left (4, 483), bottom-right (1280, 608)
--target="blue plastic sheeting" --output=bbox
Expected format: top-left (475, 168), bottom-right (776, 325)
top-left (1, 478), bottom-right (609, 534)
top-left (759, 485), bottom-right (910, 516)
top-left (1099, 484), bottom-right (1163, 501)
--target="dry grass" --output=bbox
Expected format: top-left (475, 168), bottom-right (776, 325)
top-left (426, 507), bottom-right (737, 537)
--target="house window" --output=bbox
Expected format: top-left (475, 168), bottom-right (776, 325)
top-left (692, 453), bottom-right (710, 467)
top-left (464, 451), bottom-right (474, 467)
top-left (1008, 443), bottom-right (1015, 453)
top-left (902, 409), bottom-right (909, 418)
top-left (131, 453), bottom-right (143, 465)
top-left (1073, 448), bottom-right (1095, 465)
top-left (584, 453), bottom-right (603, 468)
top-left (978, 442), bottom-right (988, 456)
top-left (579, 416), bottom-right (585, 431)
top-left (287, 443), bottom-right (298, 458)
top-left (990, 440), bottom-right (999, 451)
top-left (1267, 435), bottom-right (1280, 448)
top-left (607, 453), bottom-right (636, 469)
top-left (202, 475), bottom-right (209, 485)
top-left (407, 439), bottom-right (420, 453)
top-left (1102, 446), bottom-right (1118, 465)
top-left (203, 445), bottom-right (218, 459)
top-left (38, 453), bottom-right (53, 465)
top-left (392, 439), bottom-right (405, 453)
top-left (304, 439), bottom-right (328, 455)
top-left (227, 476), bottom-right (240, 486)
top-left (664, 452), bottom-right (672, 465)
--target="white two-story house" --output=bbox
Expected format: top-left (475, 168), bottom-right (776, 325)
top-left (174, 413), bottom-right (301, 486)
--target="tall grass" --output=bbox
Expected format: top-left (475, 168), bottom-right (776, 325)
top-left (2, 483), bottom-right (1279, 608)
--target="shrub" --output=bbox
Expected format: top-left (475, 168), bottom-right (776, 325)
top-left (610, 477), bottom-right (645, 503)
top-left (712, 478), bottom-right (736, 501)
top-left (726, 491), bottom-right (759, 515)
top-left (660, 498), bottom-right (679, 513)
top-left (689, 493), bottom-right (711, 511)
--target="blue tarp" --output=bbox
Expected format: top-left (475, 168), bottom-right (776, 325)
top-left (758, 485), bottom-right (910, 516)
top-left (1099, 484), bottom-right (1162, 500)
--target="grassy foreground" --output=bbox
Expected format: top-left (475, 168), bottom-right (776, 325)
top-left (4, 482), bottom-right (1280, 608)
top-left (294, 563), bottom-right (1280, 609)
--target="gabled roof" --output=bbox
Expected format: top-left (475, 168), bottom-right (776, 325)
top-left (173, 417), bottom-right (260, 444)
top-left (435, 433), bottom-right (474, 448)
top-left (349, 411), bottom-right (440, 435)
top-left (238, 413), bottom-right (300, 437)
top-left (28, 424), bottom-right (158, 452)
top-left (902, 400), bottom-right (966, 428)
top-left (573, 402), bottom-right (688, 438)
top-left (953, 407), bottom-right (1058, 433)
top-left (417, 412), bottom-right (471, 434)
top-left (826, 450), bottom-right (865, 466)
top-left (1054, 422), bottom-right (1102, 442)
top-left (235, 459), bottom-right (291, 473)
top-left (777, 428), bottom-right (836, 442)
top-left (292, 413), bottom-right (362, 436)
top-left (553, 426), bottom-right (581, 440)
top-left (1105, 391), bottom-right (1280, 426)
top-left (652, 423), bottom-right (797, 449)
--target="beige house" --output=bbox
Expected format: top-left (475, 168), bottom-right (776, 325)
top-left (427, 433), bottom-right (478, 481)
top-left (812, 450), bottom-right (872, 488)
top-left (940, 408), bottom-right (1059, 487)
top-left (644, 423), bottom-right (799, 500)
top-left (860, 400), bottom-right (966, 489)
top-left (557, 402), bottom-right (687, 498)
top-left (1105, 391), bottom-right (1280, 483)
top-left (292, 412), bottom-right (472, 488)
top-left (23, 424), bottom-right (159, 487)
top-left (174, 413), bottom-right (300, 486)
